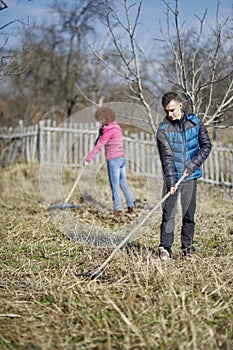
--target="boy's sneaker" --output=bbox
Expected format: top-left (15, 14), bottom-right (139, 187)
top-left (183, 253), bottom-right (193, 259)
top-left (158, 247), bottom-right (170, 261)
top-left (182, 247), bottom-right (192, 256)
top-left (182, 247), bottom-right (195, 260)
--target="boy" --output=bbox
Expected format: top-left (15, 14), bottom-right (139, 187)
top-left (156, 92), bottom-right (212, 259)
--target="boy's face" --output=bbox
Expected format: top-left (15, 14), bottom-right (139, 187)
top-left (164, 99), bottom-right (182, 121)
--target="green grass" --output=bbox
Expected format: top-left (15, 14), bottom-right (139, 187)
top-left (0, 163), bottom-right (232, 349)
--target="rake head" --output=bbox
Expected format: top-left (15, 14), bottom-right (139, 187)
top-left (47, 202), bottom-right (82, 211)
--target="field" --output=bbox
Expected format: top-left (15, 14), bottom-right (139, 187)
top-left (0, 163), bottom-right (232, 350)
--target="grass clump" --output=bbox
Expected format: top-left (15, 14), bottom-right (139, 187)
top-left (0, 163), bottom-right (232, 349)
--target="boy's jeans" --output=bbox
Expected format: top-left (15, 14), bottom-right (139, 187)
top-left (160, 179), bottom-right (197, 254)
top-left (107, 158), bottom-right (134, 211)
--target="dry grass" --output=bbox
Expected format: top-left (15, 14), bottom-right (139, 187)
top-left (0, 163), bottom-right (232, 350)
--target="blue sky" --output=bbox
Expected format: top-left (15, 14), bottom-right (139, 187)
top-left (1, 0), bottom-right (232, 47)
top-left (141, 0), bottom-right (232, 39)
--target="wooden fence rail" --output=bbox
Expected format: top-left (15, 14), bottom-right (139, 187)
top-left (0, 119), bottom-right (232, 187)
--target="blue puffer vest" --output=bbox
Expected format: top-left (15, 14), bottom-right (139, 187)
top-left (158, 113), bottom-right (202, 182)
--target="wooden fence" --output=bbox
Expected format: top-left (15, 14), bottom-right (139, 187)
top-left (0, 122), bottom-right (38, 165)
top-left (0, 119), bottom-right (232, 187)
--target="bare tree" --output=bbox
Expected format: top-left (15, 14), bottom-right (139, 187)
top-left (77, 0), bottom-right (159, 140)
top-left (2, 0), bottom-right (232, 130)
top-left (158, 0), bottom-right (233, 126)
top-left (0, 0), bottom-right (33, 78)
top-left (0, 0), bottom-right (6, 11)
top-left (38, 0), bottom-right (110, 117)
top-left (1, 0), bottom-right (110, 124)
top-left (81, 0), bottom-right (232, 134)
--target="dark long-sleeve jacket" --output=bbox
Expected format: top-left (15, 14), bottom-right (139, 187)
top-left (156, 112), bottom-right (212, 188)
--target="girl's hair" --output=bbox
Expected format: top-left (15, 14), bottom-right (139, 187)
top-left (95, 107), bottom-right (116, 124)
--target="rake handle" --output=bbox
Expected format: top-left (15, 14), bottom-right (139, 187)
top-left (91, 172), bottom-right (187, 279)
top-left (64, 166), bottom-right (84, 204)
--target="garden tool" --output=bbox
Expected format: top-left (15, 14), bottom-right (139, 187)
top-left (47, 166), bottom-right (84, 210)
top-left (83, 172), bottom-right (187, 279)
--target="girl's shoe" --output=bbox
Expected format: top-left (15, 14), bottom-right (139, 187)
top-left (114, 210), bottom-right (122, 217)
top-left (127, 206), bottom-right (134, 214)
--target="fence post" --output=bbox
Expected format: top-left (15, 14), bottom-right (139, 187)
top-left (37, 120), bottom-right (45, 162)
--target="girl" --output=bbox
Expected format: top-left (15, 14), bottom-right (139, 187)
top-left (84, 107), bottom-right (134, 217)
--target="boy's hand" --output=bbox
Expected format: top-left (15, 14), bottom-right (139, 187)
top-left (170, 169), bottom-right (191, 194)
top-left (169, 186), bottom-right (177, 195)
top-left (184, 168), bottom-right (192, 177)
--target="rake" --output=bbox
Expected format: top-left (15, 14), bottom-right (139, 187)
top-left (82, 172), bottom-right (187, 280)
top-left (47, 166), bottom-right (84, 211)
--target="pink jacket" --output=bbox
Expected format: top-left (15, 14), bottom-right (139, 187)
top-left (85, 121), bottom-right (125, 162)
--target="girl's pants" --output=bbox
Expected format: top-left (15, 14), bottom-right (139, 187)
top-left (159, 179), bottom-right (197, 255)
top-left (107, 158), bottom-right (134, 211)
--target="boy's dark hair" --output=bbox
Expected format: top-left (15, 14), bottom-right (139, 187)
top-left (162, 92), bottom-right (182, 107)
top-left (95, 107), bottom-right (116, 124)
